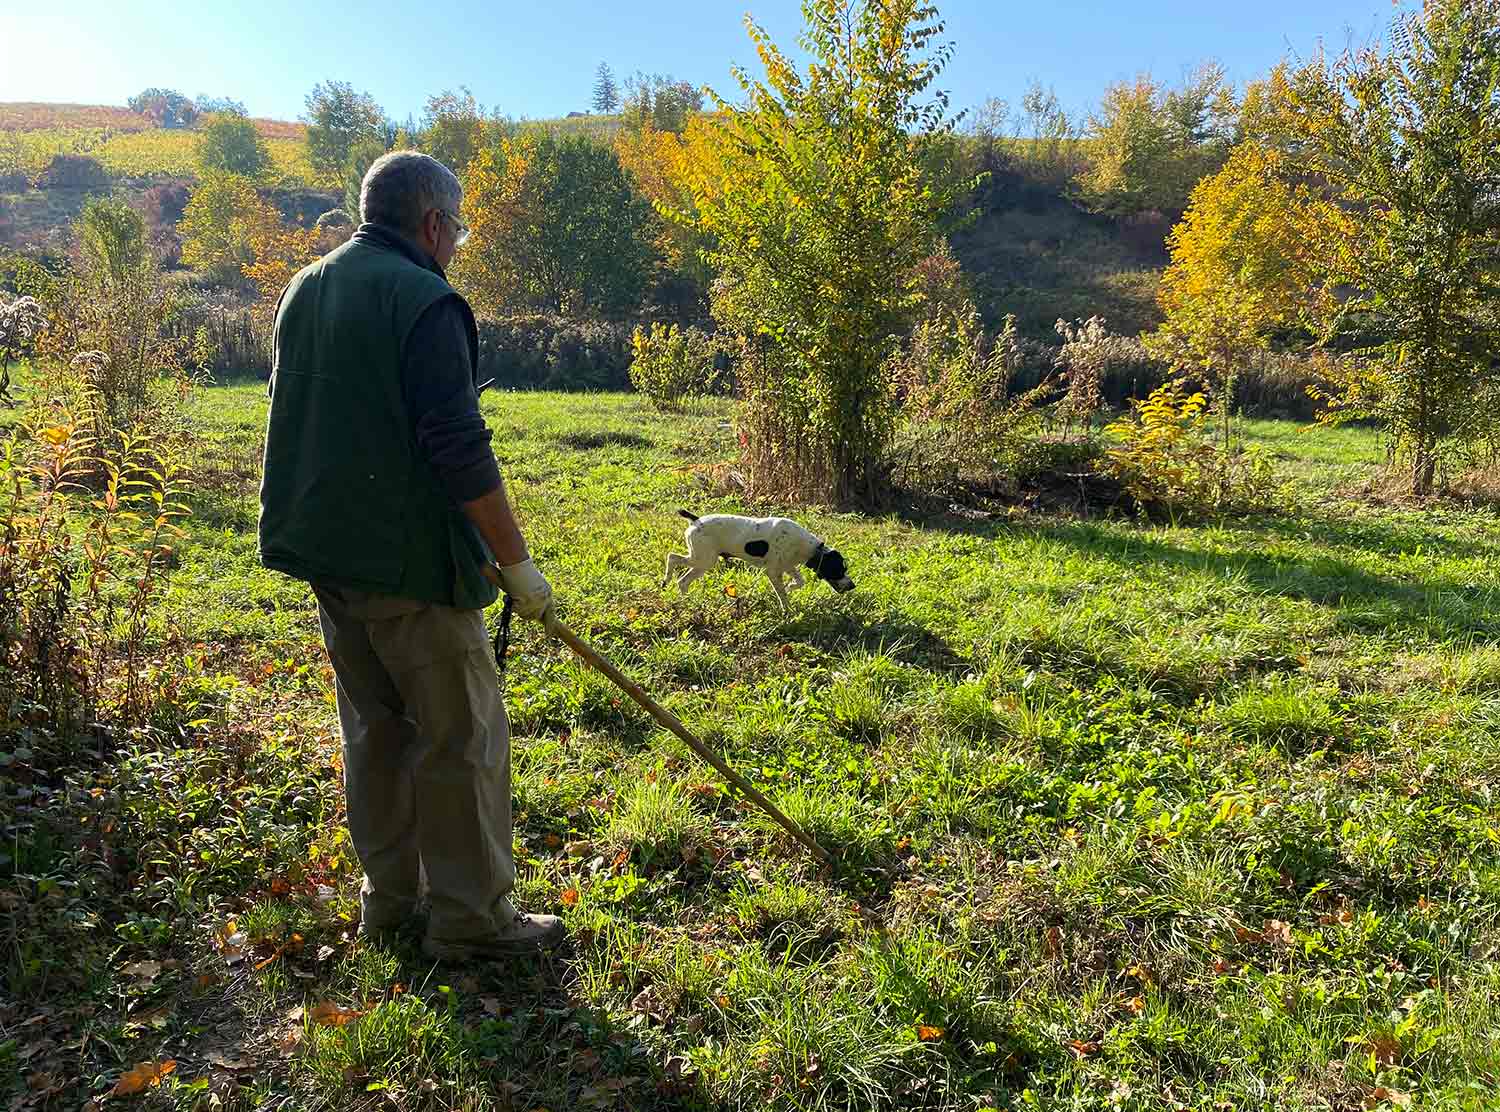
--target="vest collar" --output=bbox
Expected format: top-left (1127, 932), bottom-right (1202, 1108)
top-left (352, 222), bottom-right (447, 281)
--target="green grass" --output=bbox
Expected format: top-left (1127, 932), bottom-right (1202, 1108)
top-left (5, 381), bottom-right (1500, 1110)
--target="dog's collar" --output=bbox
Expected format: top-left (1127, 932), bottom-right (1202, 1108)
top-left (806, 543), bottom-right (829, 577)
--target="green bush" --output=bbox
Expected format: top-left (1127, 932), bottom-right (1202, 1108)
top-left (628, 321), bottom-right (723, 410)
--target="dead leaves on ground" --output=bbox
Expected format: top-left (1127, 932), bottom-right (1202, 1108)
top-left (108, 1060), bottom-right (176, 1096)
top-left (309, 1000), bottom-right (366, 1027)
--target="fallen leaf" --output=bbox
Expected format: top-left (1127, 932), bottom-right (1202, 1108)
top-left (1263, 919), bottom-right (1293, 945)
top-left (565, 840), bottom-right (594, 857)
top-left (916, 1024), bottom-right (944, 1041)
top-left (1367, 1034), bottom-right (1401, 1067)
top-left (1044, 925), bottom-right (1063, 958)
top-left (1367, 1087), bottom-right (1412, 1109)
top-left (109, 1060), bottom-right (176, 1096)
top-left (560, 887), bottom-right (580, 907)
top-left (1065, 1039), bottom-right (1099, 1059)
top-left (194, 973), bottom-right (221, 991)
top-left (309, 1001), bottom-right (364, 1027)
top-left (1123, 995), bottom-right (1145, 1015)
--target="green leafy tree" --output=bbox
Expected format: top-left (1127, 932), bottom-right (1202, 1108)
top-left (304, 81), bottom-right (386, 178)
top-left (623, 73), bottom-right (704, 133)
top-left (453, 131), bottom-right (652, 316)
top-left (593, 62), bottom-right (620, 114)
top-left (1280, 0), bottom-right (1500, 494)
top-left (180, 173), bottom-right (266, 283)
top-left (343, 136), bottom-right (391, 222)
top-left (195, 112), bottom-right (272, 180)
top-left (76, 197), bottom-right (147, 287)
top-left (420, 88), bottom-right (487, 173)
top-left (127, 88), bottom-right (197, 128)
top-left (1080, 65), bottom-right (1235, 216)
top-left (674, 0), bottom-right (961, 502)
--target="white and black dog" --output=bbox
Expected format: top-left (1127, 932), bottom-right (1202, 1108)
top-left (664, 511), bottom-right (855, 612)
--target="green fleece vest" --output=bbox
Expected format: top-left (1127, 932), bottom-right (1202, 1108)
top-left (258, 235), bottom-right (499, 611)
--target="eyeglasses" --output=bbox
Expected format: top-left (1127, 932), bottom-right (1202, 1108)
top-left (440, 209), bottom-right (470, 247)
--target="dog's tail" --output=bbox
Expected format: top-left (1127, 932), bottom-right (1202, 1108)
top-left (677, 509), bottom-right (700, 523)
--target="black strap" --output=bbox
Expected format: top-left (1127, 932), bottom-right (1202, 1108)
top-left (492, 595), bottom-right (515, 677)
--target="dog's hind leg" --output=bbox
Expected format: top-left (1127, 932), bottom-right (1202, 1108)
top-left (677, 566), bottom-right (708, 594)
top-left (664, 552), bottom-right (689, 588)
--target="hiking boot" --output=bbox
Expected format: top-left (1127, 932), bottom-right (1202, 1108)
top-left (421, 914), bottom-right (566, 961)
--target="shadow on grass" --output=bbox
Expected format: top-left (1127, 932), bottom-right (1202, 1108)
top-left (776, 606), bottom-right (970, 674)
top-left (340, 939), bottom-right (708, 1110)
top-left (1034, 521), bottom-right (1500, 641)
top-left (556, 430), bottom-right (655, 452)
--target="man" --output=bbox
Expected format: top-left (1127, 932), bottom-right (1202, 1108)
top-left (259, 151), bottom-right (562, 960)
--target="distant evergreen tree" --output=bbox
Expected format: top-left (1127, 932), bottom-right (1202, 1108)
top-left (592, 62), bottom-right (620, 115)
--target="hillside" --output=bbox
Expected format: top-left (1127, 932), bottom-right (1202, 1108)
top-left (0, 101), bottom-right (1165, 340)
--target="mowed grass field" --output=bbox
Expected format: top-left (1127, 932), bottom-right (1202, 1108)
top-left (6, 380), bottom-right (1500, 1111)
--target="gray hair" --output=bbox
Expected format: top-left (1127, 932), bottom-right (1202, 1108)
top-left (359, 151), bottom-right (462, 234)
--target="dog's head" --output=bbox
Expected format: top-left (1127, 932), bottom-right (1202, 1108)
top-left (808, 545), bottom-right (855, 594)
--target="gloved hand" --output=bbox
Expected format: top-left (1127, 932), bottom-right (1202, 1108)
top-left (497, 557), bottom-right (554, 622)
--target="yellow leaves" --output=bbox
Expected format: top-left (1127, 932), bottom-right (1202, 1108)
top-left (40, 425), bottom-right (71, 447)
top-left (916, 1024), bottom-right (944, 1041)
top-left (109, 1060), bottom-right (176, 1097)
top-left (560, 887), bottom-right (580, 907)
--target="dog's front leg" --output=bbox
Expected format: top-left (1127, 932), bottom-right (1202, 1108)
top-left (768, 571), bottom-right (791, 613)
top-left (663, 552), bottom-right (688, 588)
top-left (787, 567), bottom-right (805, 589)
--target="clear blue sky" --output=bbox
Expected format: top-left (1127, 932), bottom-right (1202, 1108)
top-left (4, 0), bottom-right (1402, 125)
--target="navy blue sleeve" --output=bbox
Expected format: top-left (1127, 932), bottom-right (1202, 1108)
top-left (401, 295), bottom-right (502, 504)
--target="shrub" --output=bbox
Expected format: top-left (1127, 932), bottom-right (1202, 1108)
top-left (179, 172), bottom-right (265, 284)
top-left (0, 406), bottom-right (191, 736)
top-left (196, 112), bottom-right (272, 179)
top-left (475, 314), bottom-right (635, 391)
top-left (628, 322), bottom-right (723, 410)
top-left (888, 304), bottom-right (1056, 494)
top-left (76, 197), bottom-right (146, 284)
top-left (1103, 380), bottom-right (1275, 518)
top-left (35, 154), bottom-right (110, 190)
top-left (37, 206), bottom-right (198, 439)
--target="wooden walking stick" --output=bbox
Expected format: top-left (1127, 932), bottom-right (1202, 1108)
top-left (495, 591), bottom-right (834, 858)
top-left (543, 616), bottom-right (832, 866)
top-left (486, 570), bottom-right (831, 866)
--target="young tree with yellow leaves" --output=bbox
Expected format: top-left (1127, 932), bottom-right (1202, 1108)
top-left (1145, 142), bottom-right (1331, 453)
top-left (672, 0), bottom-right (964, 503)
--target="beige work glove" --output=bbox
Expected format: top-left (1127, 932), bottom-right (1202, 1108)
top-left (497, 557), bottom-right (554, 623)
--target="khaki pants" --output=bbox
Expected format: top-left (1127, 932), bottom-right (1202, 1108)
top-left (312, 584), bottom-right (516, 942)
